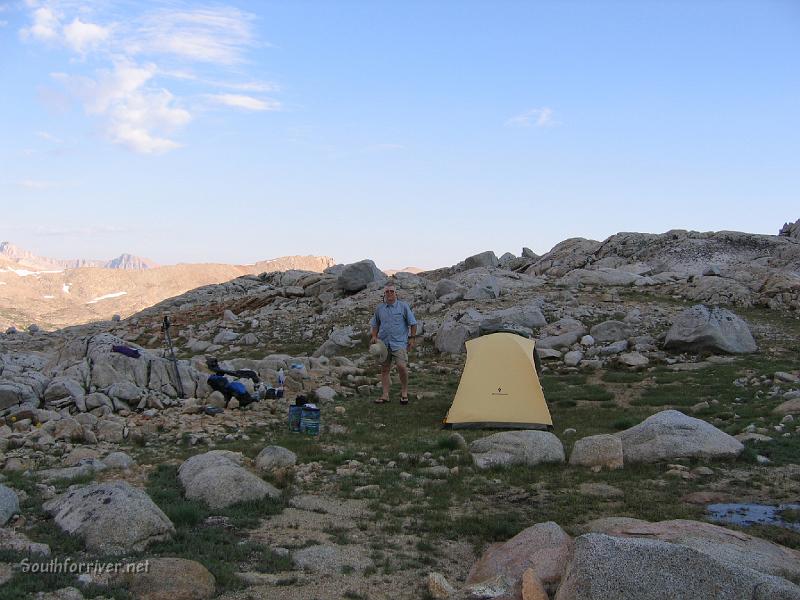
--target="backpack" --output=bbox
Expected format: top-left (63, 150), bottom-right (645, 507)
top-left (207, 375), bottom-right (229, 393)
top-left (227, 381), bottom-right (248, 399)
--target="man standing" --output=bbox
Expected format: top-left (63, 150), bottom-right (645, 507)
top-left (370, 281), bottom-right (417, 405)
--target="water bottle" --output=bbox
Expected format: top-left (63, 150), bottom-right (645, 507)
top-left (300, 403), bottom-right (321, 436)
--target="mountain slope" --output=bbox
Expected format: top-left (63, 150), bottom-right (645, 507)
top-left (0, 252), bottom-right (336, 330)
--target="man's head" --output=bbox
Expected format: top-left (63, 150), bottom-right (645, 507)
top-left (383, 282), bottom-right (397, 304)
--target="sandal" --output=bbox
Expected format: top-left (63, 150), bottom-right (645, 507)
top-left (374, 397), bottom-right (390, 404)
top-left (400, 396), bottom-right (409, 405)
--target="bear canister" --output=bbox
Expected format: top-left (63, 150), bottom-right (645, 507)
top-left (300, 403), bottom-right (321, 435)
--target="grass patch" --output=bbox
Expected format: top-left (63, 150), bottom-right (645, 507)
top-left (142, 464), bottom-right (288, 591)
top-left (602, 370), bottom-right (647, 383)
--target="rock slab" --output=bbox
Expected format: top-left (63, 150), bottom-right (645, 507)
top-left (43, 481), bottom-right (174, 554)
top-left (470, 430), bottom-right (565, 469)
top-left (554, 534), bottom-right (800, 600)
top-left (616, 410), bottom-right (743, 463)
top-left (664, 305), bottom-right (757, 354)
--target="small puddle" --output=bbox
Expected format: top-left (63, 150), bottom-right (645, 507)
top-left (707, 503), bottom-right (800, 532)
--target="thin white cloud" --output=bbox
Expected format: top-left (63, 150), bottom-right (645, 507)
top-left (20, 5), bottom-right (60, 42)
top-left (506, 107), bottom-right (559, 128)
top-left (54, 62), bottom-right (191, 154)
top-left (223, 81), bottom-right (280, 93)
top-left (0, 20), bottom-right (8, 28)
top-left (126, 7), bottom-right (256, 65)
top-left (208, 93), bottom-right (280, 111)
top-left (19, 2), bottom-right (276, 154)
top-left (63, 17), bottom-right (110, 54)
top-left (16, 179), bottom-right (62, 190)
top-left (36, 131), bottom-right (63, 143)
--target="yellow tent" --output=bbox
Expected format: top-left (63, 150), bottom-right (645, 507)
top-left (443, 332), bottom-right (552, 429)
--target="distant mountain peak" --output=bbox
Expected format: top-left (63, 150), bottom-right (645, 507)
top-left (104, 253), bottom-right (159, 270)
top-left (0, 242), bottom-right (156, 271)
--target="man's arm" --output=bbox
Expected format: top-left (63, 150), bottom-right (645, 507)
top-left (407, 301), bottom-right (418, 347)
top-left (408, 324), bottom-right (418, 348)
top-left (369, 308), bottom-right (380, 344)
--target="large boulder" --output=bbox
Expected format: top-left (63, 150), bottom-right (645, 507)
top-left (435, 320), bottom-right (475, 354)
top-left (589, 320), bottom-right (632, 343)
top-left (470, 431), bottom-right (565, 469)
top-left (569, 435), bottom-right (624, 470)
top-left (0, 484), bottom-right (20, 525)
top-left (177, 451), bottom-right (244, 487)
top-left (664, 305), bottom-right (757, 354)
top-left (486, 304), bottom-right (547, 329)
top-left (464, 251), bottom-right (500, 270)
top-left (44, 377), bottom-right (86, 411)
top-left (0, 381), bottom-right (40, 411)
top-left (680, 276), bottom-right (754, 307)
top-left (558, 268), bottom-right (644, 287)
top-left (537, 332), bottom-right (584, 350)
top-left (255, 446), bottom-right (297, 472)
top-left (554, 534), bottom-right (800, 600)
top-left (583, 517), bottom-right (800, 582)
top-left (464, 275), bottom-right (501, 301)
top-left (42, 481), bottom-right (174, 554)
top-left (113, 557), bottom-right (216, 600)
top-left (434, 279), bottom-right (464, 299)
top-left (313, 325), bottom-right (359, 358)
top-left (178, 451), bottom-right (279, 509)
top-left (466, 521), bottom-right (573, 594)
top-left (336, 260), bottom-right (387, 293)
top-left (616, 410), bottom-right (743, 463)
top-left (542, 318), bottom-right (587, 337)
top-left (107, 382), bottom-right (144, 402)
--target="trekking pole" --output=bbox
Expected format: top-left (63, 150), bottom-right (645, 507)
top-left (162, 315), bottom-right (186, 399)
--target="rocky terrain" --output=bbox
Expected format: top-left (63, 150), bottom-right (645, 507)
top-left (0, 222), bottom-right (799, 599)
top-left (0, 243), bottom-right (335, 331)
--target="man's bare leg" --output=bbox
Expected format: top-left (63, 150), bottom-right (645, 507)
top-left (381, 364), bottom-right (391, 400)
top-left (397, 363), bottom-right (408, 399)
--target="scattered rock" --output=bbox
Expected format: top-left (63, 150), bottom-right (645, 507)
top-left (0, 484), bottom-right (20, 525)
top-left (555, 533), bottom-right (800, 600)
top-left (569, 434), bottom-right (624, 471)
top-left (584, 517), bottom-right (800, 581)
top-left (42, 481), bottom-right (174, 554)
top-left (113, 557), bottom-right (216, 600)
top-left (179, 451), bottom-right (280, 509)
top-left (664, 305), bottom-right (757, 354)
top-left (467, 521), bottom-right (573, 594)
top-left (470, 430), bottom-right (565, 469)
top-left (616, 410), bottom-right (743, 463)
top-left (427, 572), bottom-right (456, 599)
top-left (255, 446), bottom-right (297, 472)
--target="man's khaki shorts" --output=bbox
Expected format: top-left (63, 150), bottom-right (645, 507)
top-left (380, 347), bottom-right (408, 367)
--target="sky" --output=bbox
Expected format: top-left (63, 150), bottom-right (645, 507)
top-left (1, 1), bottom-right (798, 271)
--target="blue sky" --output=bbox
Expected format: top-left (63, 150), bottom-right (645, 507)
top-left (1, 1), bottom-right (798, 270)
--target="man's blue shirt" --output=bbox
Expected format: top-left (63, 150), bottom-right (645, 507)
top-left (370, 300), bottom-right (417, 350)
